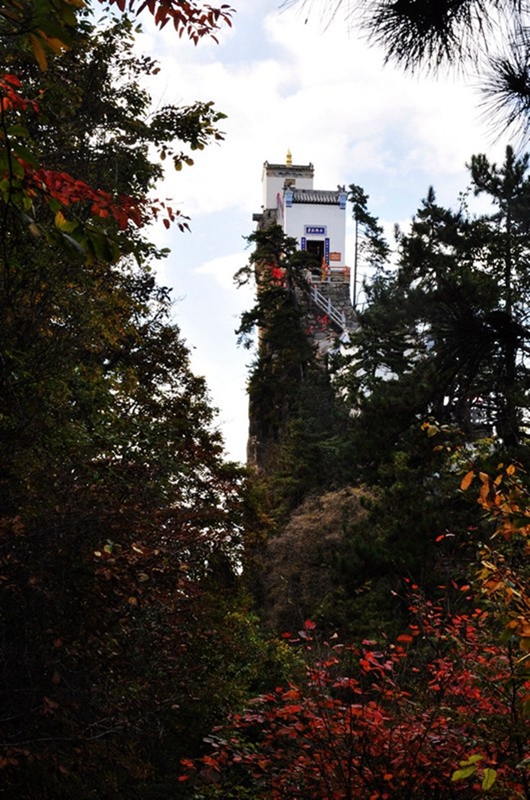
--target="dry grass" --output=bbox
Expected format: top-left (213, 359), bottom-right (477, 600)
top-left (261, 486), bottom-right (373, 633)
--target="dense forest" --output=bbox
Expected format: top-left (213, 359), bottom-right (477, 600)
top-left (1, 0), bottom-right (530, 798)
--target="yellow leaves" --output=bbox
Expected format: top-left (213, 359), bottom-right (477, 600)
top-left (469, 464), bottom-right (530, 654)
top-left (54, 210), bottom-right (77, 233)
top-left (29, 34), bottom-right (48, 71)
top-left (16, 0), bottom-right (87, 69)
top-left (420, 419), bottom-right (447, 436)
top-left (29, 30), bottom-right (70, 70)
top-left (41, 34), bottom-right (68, 55)
top-left (423, 423), bottom-right (439, 437)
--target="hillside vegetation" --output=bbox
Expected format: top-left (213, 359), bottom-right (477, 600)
top-left (1, 1), bottom-right (530, 796)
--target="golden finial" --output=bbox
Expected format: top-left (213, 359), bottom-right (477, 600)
top-left (286, 149), bottom-right (292, 166)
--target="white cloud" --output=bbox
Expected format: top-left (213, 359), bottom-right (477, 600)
top-left (131, 4), bottom-right (515, 460)
top-left (195, 251), bottom-right (253, 291)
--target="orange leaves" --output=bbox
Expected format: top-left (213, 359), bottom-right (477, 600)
top-left (461, 462), bottom-right (530, 654)
top-left (460, 462), bottom-right (530, 539)
top-left (460, 470), bottom-right (474, 491)
top-left (281, 687), bottom-right (301, 701)
top-left (507, 616), bottom-right (530, 645)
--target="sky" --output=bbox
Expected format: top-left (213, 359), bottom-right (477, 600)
top-left (136, 0), bottom-right (512, 463)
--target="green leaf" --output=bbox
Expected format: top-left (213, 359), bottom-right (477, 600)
top-left (460, 755), bottom-right (484, 767)
top-left (482, 768), bottom-right (497, 790)
top-left (12, 144), bottom-right (40, 168)
top-left (54, 210), bottom-right (78, 233)
top-left (11, 158), bottom-right (25, 180)
top-left (7, 124), bottom-right (29, 138)
top-left (452, 765), bottom-right (478, 782)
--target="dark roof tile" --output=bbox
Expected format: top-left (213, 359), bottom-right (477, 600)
top-left (292, 189), bottom-right (341, 204)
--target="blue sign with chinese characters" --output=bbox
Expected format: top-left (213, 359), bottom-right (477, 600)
top-left (305, 225), bottom-right (326, 235)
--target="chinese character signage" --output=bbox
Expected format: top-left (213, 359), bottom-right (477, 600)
top-left (305, 225), bottom-right (326, 235)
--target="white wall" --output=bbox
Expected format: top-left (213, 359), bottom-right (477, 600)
top-left (284, 202), bottom-right (347, 268)
top-left (262, 164), bottom-right (314, 211)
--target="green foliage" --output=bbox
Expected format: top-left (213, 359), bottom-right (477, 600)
top-left (0, 13), bottom-right (275, 800)
top-left (239, 225), bottom-right (356, 516)
top-left (0, 15), bottom-right (227, 263)
top-left (340, 147), bottom-right (530, 480)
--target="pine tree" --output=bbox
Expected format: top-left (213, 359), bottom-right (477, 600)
top-left (342, 146), bottom-right (530, 469)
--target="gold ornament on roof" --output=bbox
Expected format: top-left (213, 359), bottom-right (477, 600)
top-left (286, 149), bottom-right (292, 166)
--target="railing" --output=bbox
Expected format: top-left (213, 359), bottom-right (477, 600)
top-left (318, 266), bottom-right (350, 284)
top-left (310, 286), bottom-right (346, 329)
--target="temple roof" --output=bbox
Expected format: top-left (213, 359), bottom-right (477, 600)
top-left (292, 189), bottom-right (341, 204)
top-left (264, 162), bottom-right (314, 175)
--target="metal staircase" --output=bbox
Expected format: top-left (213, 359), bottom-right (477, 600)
top-left (310, 285), bottom-right (346, 330)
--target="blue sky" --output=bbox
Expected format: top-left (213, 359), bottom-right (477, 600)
top-left (137, 1), bottom-right (511, 462)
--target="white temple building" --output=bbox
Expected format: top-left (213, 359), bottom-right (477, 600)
top-left (254, 152), bottom-right (356, 340)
